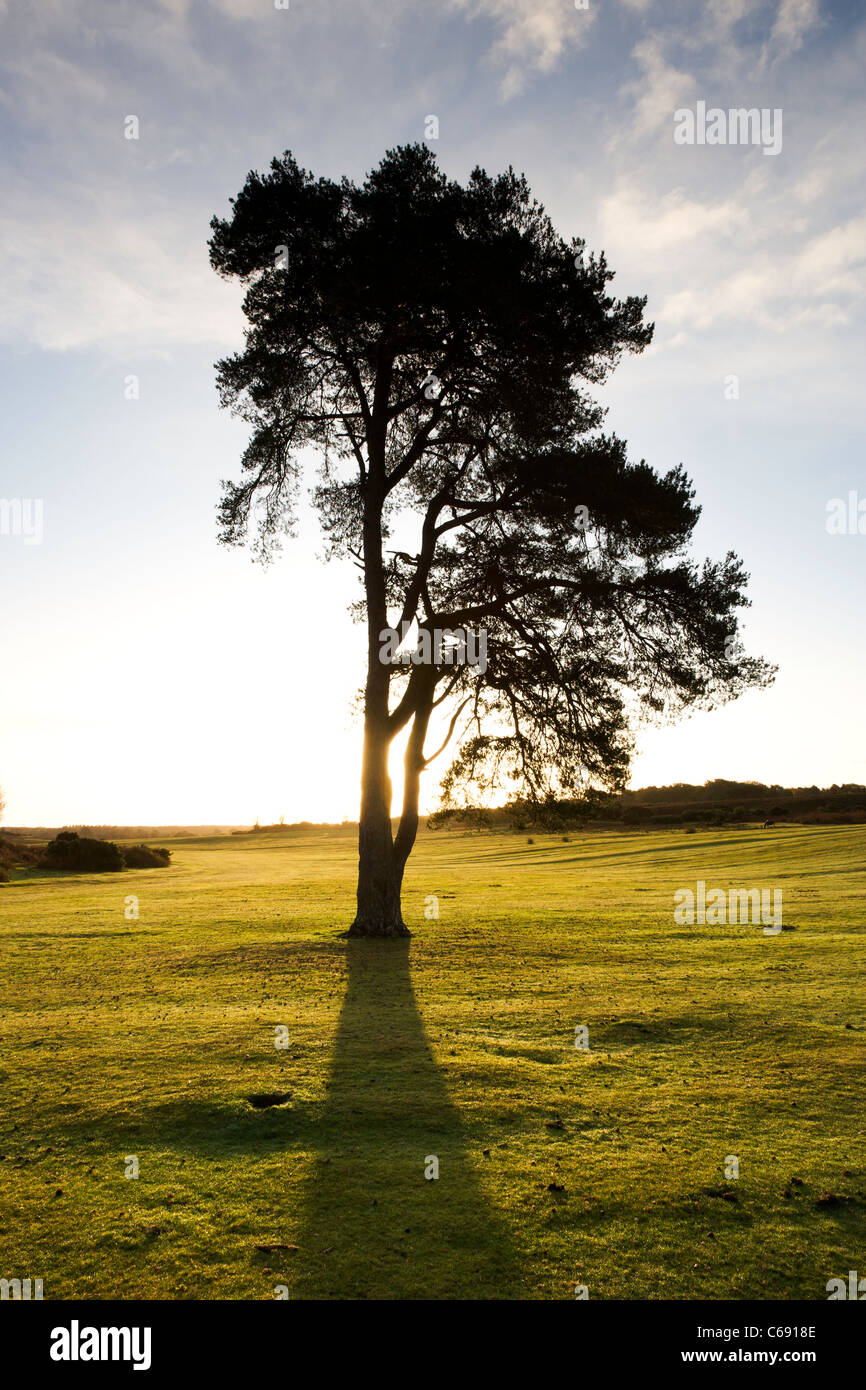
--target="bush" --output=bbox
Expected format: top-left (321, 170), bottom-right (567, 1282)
top-left (0, 836), bottom-right (39, 871)
top-left (38, 833), bottom-right (170, 872)
top-left (122, 844), bottom-right (171, 868)
top-left (40, 831), bottom-right (125, 873)
top-left (0, 867), bottom-right (8, 883)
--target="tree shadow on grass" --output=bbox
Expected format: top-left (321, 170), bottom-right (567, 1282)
top-left (287, 939), bottom-right (523, 1299)
top-left (42, 941), bottom-right (525, 1296)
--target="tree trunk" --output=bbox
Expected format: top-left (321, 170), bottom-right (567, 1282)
top-left (393, 695), bottom-right (434, 897)
top-left (348, 385), bottom-right (414, 939)
top-left (349, 713), bottom-right (409, 938)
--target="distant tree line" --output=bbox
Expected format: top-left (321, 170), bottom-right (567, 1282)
top-left (429, 782), bottom-right (866, 831)
top-left (1, 825), bottom-right (244, 841)
top-left (623, 779), bottom-right (866, 805)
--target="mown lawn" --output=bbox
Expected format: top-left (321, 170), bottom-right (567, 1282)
top-left (0, 824), bottom-right (863, 1300)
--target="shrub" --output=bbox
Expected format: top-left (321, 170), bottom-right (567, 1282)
top-left (40, 831), bottom-right (125, 873)
top-left (123, 844), bottom-right (171, 868)
top-left (0, 836), bottom-right (39, 871)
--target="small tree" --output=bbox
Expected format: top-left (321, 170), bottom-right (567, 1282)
top-left (209, 145), bottom-right (774, 937)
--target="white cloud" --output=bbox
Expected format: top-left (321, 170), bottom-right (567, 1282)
top-left (707, 0), bottom-right (754, 26)
top-left (791, 217), bottom-right (866, 300)
top-left (618, 36), bottom-right (695, 141)
top-left (760, 0), bottom-right (823, 68)
top-left (655, 216), bottom-right (866, 334)
top-left (0, 0), bottom-right (226, 100)
top-left (791, 169), bottom-right (826, 204)
top-left (448, 0), bottom-right (596, 97)
top-left (599, 184), bottom-right (751, 253)
top-left (0, 184), bottom-right (242, 354)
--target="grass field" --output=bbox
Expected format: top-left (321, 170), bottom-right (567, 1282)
top-left (0, 824), bottom-right (863, 1300)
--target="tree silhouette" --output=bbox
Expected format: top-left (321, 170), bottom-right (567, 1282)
top-left (209, 144), bottom-right (773, 937)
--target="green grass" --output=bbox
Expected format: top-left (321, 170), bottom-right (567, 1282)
top-left (0, 824), bottom-right (863, 1300)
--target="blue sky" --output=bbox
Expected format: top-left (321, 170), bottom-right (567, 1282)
top-left (1, 0), bottom-right (864, 825)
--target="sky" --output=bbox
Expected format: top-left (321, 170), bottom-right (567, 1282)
top-left (0, 0), bottom-right (864, 826)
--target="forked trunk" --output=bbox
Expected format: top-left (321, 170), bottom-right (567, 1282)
top-left (349, 439), bottom-right (428, 938)
top-left (393, 693), bottom-right (434, 897)
top-left (349, 715), bottom-right (409, 938)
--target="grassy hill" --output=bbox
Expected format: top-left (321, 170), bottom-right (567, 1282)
top-left (0, 824), bottom-right (863, 1299)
